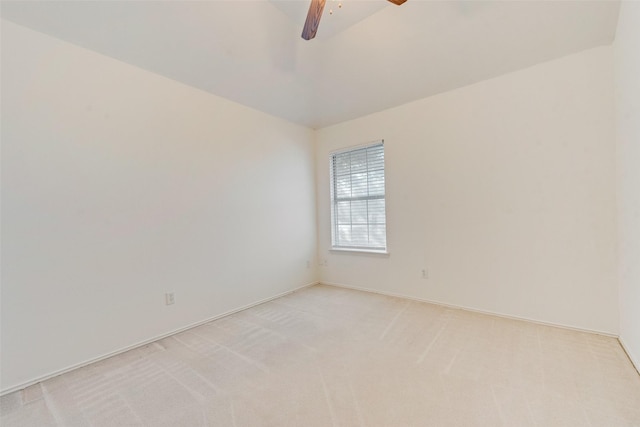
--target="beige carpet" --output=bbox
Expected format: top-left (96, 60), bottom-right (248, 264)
top-left (2, 284), bottom-right (639, 426)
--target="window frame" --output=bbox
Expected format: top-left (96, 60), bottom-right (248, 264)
top-left (329, 140), bottom-right (388, 254)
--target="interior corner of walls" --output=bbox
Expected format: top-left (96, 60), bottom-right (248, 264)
top-left (614, 0), bottom-right (640, 380)
top-left (2, 21), bottom-right (321, 393)
top-left (619, 336), bottom-right (640, 376)
top-left (0, 279), bottom-right (320, 396)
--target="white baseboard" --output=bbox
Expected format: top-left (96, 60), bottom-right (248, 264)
top-left (320, 281), bottom-right (618, 338)
top-left (618, 336), bottom-right (640, 376)
top-left (0, 281), bottom-right (319, 397)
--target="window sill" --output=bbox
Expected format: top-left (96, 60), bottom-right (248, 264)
top-left (330, 247), bottom-right (390, 256)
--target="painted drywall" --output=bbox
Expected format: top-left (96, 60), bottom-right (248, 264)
top-left (614, 1), bottom-right (640, 370)
top-left (316, 46), bottom-right (618, 335)
top-left (1, 21), bottom-right (317, 392)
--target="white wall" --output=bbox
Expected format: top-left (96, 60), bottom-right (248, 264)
top-left (0, 21), bottom-right (317, 392)
top-left (316, 46), bottom-right (618, 335)
top-left (614, 1), bottom-right (640, 371)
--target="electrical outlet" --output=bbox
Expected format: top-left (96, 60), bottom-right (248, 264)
top-left (165, 292), bottom-right (175, 305)
top-left (306, 260), bottom-right (311, 269)
top-left (323, 259), bottom-right (328, 267)
top-left (421, 268), bottom-right (429, 279)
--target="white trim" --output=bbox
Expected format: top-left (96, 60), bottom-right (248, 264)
top-left (329, 139), bottom-right (384, 156)
top-left (330, 248), bottom-right (389, 255)
top-left (618, 336), bottom-right (640, 376)
top-left (0, 281), bottom-right (319, 397)
top-left (320, 281), bottom-right (618, 338)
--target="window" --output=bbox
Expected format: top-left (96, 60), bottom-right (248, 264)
top-left (330, 141), bottom-right (387, 252)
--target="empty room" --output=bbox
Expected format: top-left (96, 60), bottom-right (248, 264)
top-left (1, 0), bottom-right (639, 425)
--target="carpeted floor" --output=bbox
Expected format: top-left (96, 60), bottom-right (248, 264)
top-left (2, 284), bottom-right (639, 426)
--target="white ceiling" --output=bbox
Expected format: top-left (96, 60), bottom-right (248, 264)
top-left (270, 0), bottom-right (390, 40)
top-left (1, 0), bottom-right (620, 129)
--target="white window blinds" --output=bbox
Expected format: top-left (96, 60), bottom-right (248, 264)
top-left (330, 142), bottom-right (387, 251)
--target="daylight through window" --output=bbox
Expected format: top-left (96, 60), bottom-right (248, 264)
top-left (330, 141), bottom-right (387, 252)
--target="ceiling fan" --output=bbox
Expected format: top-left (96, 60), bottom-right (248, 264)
top-left (302, 0), bottom-right (407, 40)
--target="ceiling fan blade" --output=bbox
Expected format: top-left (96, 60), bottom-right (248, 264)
top-left (387, 0), bottom-right (407, 4)
top-left (302, 0), bottom-right (326, 40)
